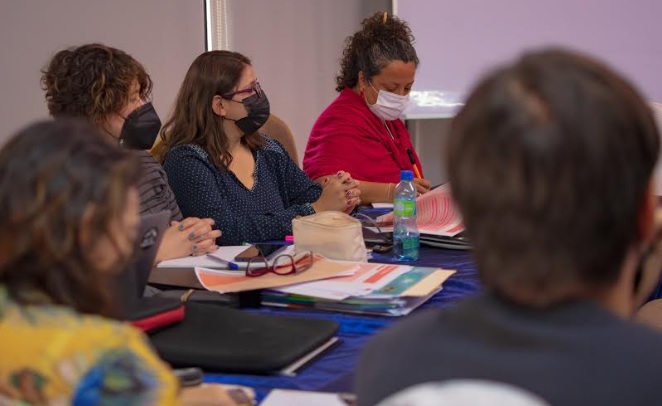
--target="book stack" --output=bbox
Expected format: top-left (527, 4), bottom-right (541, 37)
top-left (261, 263), bottom-right (455, 317)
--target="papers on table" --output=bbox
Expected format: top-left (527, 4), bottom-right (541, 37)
top-left (263, 263), bottom-right (455, 316)
top-left (155, 245), bottom-right (298, 273)
top-left (377, 184), bottom-right (464, 237)
top-left (155, 247), bottom-right (456, 316)
top-left (149, 245), bottom-right (259, 288)
top-left (261, 389), bottom-right (355, 406)
top-left (275, 263), bottom-right (431, 299)
top-left (156, 246), bottom-right (248, 270)
top-left (193, 255), bottom-right (357, 294)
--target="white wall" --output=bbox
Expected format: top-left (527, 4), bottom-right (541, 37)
top-left (225, 0), bottom-right (449, 185)
top-left (0, 0), bottom-right (205, 141)
top-left (399, 0), bottom-right (662, 105)
top-left (226, 0), bottom-right (391, 164)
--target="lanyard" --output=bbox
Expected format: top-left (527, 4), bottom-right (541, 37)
top-left (381, 120), bottom-right (410, 170)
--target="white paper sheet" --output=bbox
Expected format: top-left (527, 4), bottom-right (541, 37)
top-left (260, 389), bottom-right (353, 406)
top-left (371, 202), bottom-right (394, 209)
top-left (156, 246), bottom-right (247, 269)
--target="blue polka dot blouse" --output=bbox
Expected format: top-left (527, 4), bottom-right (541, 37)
top-left (163, 137), bottom-right (321, 245)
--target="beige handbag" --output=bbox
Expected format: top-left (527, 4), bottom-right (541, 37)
top-left (292, 211), bottom-right (368, 262)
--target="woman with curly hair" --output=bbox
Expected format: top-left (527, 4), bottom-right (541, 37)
top-left (303, 12), bottom-right (431, 204)
top-left (41, 44), bottom-right (221, 262)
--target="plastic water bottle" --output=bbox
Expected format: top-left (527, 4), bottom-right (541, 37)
top-left (393, 170), bottom-right (420, 261)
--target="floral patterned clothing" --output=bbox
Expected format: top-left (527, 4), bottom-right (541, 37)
top-left (0, 286), bottom-right (179, 405)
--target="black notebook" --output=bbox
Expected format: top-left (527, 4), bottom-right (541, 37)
top-left (148, 301), bottom-right (339, 375)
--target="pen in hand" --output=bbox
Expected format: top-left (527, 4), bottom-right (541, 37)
top-left (406, 148), bottom-right (422, 179)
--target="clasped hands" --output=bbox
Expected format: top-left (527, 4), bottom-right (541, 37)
top-left (312, 170), bottom-right (361, 214)
top-left (155, 217), bottom-right (222, 263)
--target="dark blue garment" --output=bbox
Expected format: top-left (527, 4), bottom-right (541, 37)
top-left (163, 137), bottom-right (321, 246)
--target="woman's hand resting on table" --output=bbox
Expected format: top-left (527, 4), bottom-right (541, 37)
top-left (312, 171), bottom-right (361, 214)
top-left (154, 217), bottom-right (222, 264)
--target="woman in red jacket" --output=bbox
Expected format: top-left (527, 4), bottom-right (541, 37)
top-left (304, 12), bottom-right (431, 204)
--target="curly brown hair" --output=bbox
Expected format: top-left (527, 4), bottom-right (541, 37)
top-left (335, 12), bottom-right (419, 92)
top-left (41, 43), bottom-right (153, 129)
top-left (0, 119), bottom-right (142, 317)
top-left (156, 50), bottom-right (265, 170)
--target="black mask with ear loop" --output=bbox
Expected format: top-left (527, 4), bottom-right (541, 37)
top-left (225, 92), bottom-right (271, 135)
top-left (118, 102), bottom-right (162, 150)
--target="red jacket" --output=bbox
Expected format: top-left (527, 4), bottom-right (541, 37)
top-left (304, 87), bottom-right (423, 183)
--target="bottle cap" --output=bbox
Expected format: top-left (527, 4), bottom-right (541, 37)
top-left (400, 170), bottom-right (414, 181)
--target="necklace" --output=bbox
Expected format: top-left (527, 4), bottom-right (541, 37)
top-left (382, 120), bottom-right (395, 141)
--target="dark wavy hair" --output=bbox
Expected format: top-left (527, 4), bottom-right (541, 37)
top-left (335, 11), bottom-right (419, 92)
top-left (447, 48), bottom-right (660, 307)
top-left (156, 50), bottom-right (265, 170)
top-left (0, 119), bottom-right (141, 317)
top-left (41, 43), bottom-right (153, 128)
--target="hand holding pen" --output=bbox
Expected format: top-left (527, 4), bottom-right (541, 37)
top-left (406, 148), bottom-right (431, 195)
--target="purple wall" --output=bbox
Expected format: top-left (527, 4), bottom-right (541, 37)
top-left (398, 0), bottom-right (662, 116)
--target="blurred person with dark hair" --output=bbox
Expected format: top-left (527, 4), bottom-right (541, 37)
top-left (156, 50), bottom-right (360, 245)
top-left (0, 120), bottom-right (238, 405)
top-left (357, 48), bottom-right (662, 406)
top-left (304, 12), bottom-right (431, 204)
top-left (41, 44), bottom-right (220, 263)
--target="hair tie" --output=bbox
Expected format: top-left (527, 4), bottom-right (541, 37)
top-left (383, 11), bottom-right (388, 23)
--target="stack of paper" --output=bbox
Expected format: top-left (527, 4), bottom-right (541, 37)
top-left (192, 255), bottom-right (358, 293)
top-left (377, 184), bottom-right (464, 237)
top-left (149, 246), bottom-right (248, 288)
top-left (262, 263), bottom-right (455, 316)
top-left (155, 247), bottom-right (455, 316)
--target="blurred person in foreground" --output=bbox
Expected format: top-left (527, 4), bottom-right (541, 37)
top-left (0, 119), bottom-right (246, 405)
top-left (357, 48), bottom-right (662, 406)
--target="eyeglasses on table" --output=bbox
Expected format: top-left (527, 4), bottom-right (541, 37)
top-left (244, 251), bottom-right (314, 277)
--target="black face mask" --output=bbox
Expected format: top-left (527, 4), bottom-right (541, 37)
top-left (119, 102), bottom-right (162, 150)
top-left (230, 92), bottom-right (270, 135)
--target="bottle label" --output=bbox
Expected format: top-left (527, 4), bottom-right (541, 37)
top-left (394, 200), bottom-right (416, 216)
top-left (401, 236), bottom-right (419, 252)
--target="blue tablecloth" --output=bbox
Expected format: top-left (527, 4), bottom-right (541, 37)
top-left (203, 243), bottom-right (481, 401)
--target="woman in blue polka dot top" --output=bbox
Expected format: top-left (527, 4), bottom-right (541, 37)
top-left (155, 51), bottom-right (361, 245)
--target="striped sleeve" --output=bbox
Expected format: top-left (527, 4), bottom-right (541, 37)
top-left (135, 151), bottom-right (183, 222)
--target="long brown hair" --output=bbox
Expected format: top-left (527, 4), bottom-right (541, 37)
top-left (0, 119), bottom-right (141, 317)
top-left (156, 50), bottom-right (265, 169)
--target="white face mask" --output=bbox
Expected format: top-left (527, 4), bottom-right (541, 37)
top-left (366, 84), bottom-right (410, 121)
